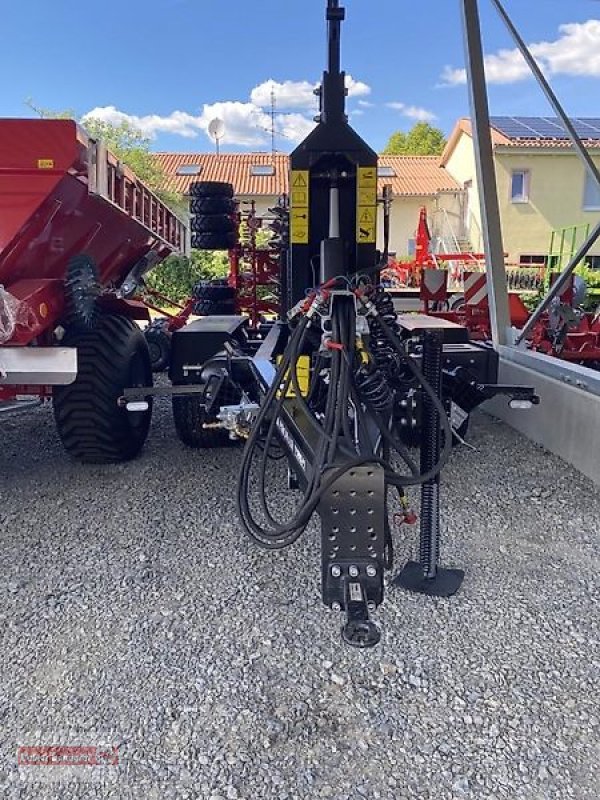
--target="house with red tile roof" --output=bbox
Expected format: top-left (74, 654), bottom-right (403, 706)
top-left (442, 117), bottom-right (600, 266)
top-left (153, 152), bottom-right (465, 258)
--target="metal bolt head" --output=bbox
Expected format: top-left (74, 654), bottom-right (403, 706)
top-left (366, 565), bottom-right (377, 577)
top-left (331, 565), bottom-right (342, 578)
top-left (349, 566), bottom-right (359, 578)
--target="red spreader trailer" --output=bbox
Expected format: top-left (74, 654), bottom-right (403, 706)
top-left (0, 119), bottom-right (187, 461)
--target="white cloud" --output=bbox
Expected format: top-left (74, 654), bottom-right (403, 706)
top-left (82, 71), bottom-right (369, 149)
top-left (83, 99), bottom-right (316, 149)
top-left (250, 79), bottom-right (317, 110)
top-left (358, 100), bottom-right (374, 108)
top-left (441, 19), bottom-right (600, 86)
top-left (346, 75), bottom-right (371, 98)
top-left (386, 102), bottom-right (437, 122)
top-left (250, 74), bottom-right (370, 109)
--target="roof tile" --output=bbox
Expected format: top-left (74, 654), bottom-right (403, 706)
top-left (152, 152), bottom-right (460, 198)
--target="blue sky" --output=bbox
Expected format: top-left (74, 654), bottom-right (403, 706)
top-left (2, 0), bottom-right (599, 153)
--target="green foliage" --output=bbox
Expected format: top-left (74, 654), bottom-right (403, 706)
top-left (382, 123), bottom-right (446, 156)
top-left (145, 250), bottom-right (229, 305)
top-left (25, 98), bottom-right (75, 120)
top-left (25, 99), bottom-right (182, 211)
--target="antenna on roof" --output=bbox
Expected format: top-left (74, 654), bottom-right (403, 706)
top-left (208, 118), bottom-right (225, 156)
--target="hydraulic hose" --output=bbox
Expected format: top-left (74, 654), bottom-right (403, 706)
top-left (237, 288), bottom-right (454, 551)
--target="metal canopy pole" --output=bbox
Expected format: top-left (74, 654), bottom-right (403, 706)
top-left (490, 0), bottom-right (600, 190)
top-left (460, 0), bottom-right (511, 346)
top-left (486, 0), bottom-right (600, 346)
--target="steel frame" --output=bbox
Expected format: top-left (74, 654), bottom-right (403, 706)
top-left (461, 0), bottom-right (600, 483)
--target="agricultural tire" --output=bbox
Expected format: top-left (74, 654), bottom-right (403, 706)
top-left (189, 181), bottom-right (234, 199)
top-left (173, 383), bottom-right (240, 449)
top-left (63, 254), bottom-right (101, 332)
top-left (193, 299), bottom-right (236, 316)
top-left (192, 283), bottom-right (235, 301)
top-left (191, 231), bottom-right (237, 251)
top-left (53, 314), bottom-right (153, 463)
top-left (144, 320), bottom-right (172, 372)
top-left (190, 196), bottom-right (235, 215)
top-left (191, 214), bottom-right (235, 235)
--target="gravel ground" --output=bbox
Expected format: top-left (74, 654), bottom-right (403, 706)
top-left (0, 399), bottom-right (598, 800)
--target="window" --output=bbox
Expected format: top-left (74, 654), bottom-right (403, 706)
top-left (511, 170), bottom-right (530, 203)
top-left (176, 164), bottom-right (202, 176)
top-left (583, 172), bottom-right (600, 210)
top-left (587, 255), bottom-right (600, 270)
top-left (250, 164), bottom-right (275, 176)
top-left (519, 254), bottom-right (546, 266)
top-left (377, 166), bottom-right (396, 178)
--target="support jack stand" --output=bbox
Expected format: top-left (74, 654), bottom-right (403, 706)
top-left (394, 330), bottom-right (465, 598)
top-left (396, 561), bottom-right (464, 598)
top-left (341, 579), bottom-right (381, 648)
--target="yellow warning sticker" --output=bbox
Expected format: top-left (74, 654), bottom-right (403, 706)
top-left (291, 189), bottom-right (308, 208)
top-left (358, 166), bottom-right (377, 188)
top-left (37, 159), bottom-right (55, 169)
top-left (290, 170), bottom-right (310, 243)
top-left (357, 166), bottom-right (378, 244)
top-left (292, 170), bottom-right (309, 189)
top-left (359, 207), bottom-right (376, 225)
top-left (358, 187), bottom-right (377, 207)
top-left (291, 208), bottom-right (309, 245)
top-left (357, 220), bottom-right (376, 243)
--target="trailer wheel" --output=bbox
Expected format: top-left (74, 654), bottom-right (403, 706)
top-left (191, 214), bottom-right (235, 235)
top-left (64, 254), bottom-right (101, 331)
top-left (190, 196), bottom-right (235, 215)
top-left (449, 293), bottom-right (465, 312)
top-left (144, 320), bottom-right (172, 372)
top-left (53, 315), bottom-right (153, 463)
top-left (191, 231), bottom-right (238, 251)
top-left (173, 384), bottom-right (240, 449)
top-left (189, 181), bottom-right (234, 199)
top-left (192, 283), bottom-right (235, 301)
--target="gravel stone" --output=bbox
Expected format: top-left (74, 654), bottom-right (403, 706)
top-left (0, 405), bottom-right (599, 799)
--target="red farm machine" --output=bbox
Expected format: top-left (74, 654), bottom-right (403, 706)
top-left (381, 207), bottom-right (600, 368)
top-left (141, 197), bottom-right (284, 372)
top-left (0, 119), bottom-right (186, 460)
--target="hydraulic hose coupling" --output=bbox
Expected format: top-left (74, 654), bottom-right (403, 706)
top-left (287, 291), bottom-right (317, 321)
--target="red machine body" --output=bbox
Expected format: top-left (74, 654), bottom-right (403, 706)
top-left (0, 119), bottom-right (186, 401)
top-left (383, 207), bottom-right (486, 287)
top-left (0, 119), bottom-right (185, 347)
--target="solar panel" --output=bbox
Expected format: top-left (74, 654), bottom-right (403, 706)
top-left (574, 119), bottom-right (600, 138)
top-left (490, 116), bottom-right (600, 141)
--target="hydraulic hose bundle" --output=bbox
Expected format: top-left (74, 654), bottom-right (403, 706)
top-left (236, 281), bottom-right (454, 551)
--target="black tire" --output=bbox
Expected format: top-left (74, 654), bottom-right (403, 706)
top-left (190, 196), bottom-right (235, 215)
top-left (144, 321), bottom-right (172, 372)
top-left (191, 214), bottom-right (235, 235)
top-left (191, 231), bottom-right (237, 251)
top-left (189, 181), bottom-right (234, 199)
top-left (193, 299), bottom-right (236, 316)
top-left (53, 315), bottom-right (153, 463)
top-left (173, 384), bottom-right (240, 449)
top-left (63, 254), bottom-right (101, 332)
top-left (193, 284), bottom-right (235, 301)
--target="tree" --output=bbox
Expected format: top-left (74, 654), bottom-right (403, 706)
top-left (382, 122), bottom-right (446, 156)
top-left (24, 100), bottom-right (229, 302)
top-left (146, 250), bottom-right (229, 306)
top-left (25, 99), bottom-right (181, 209)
